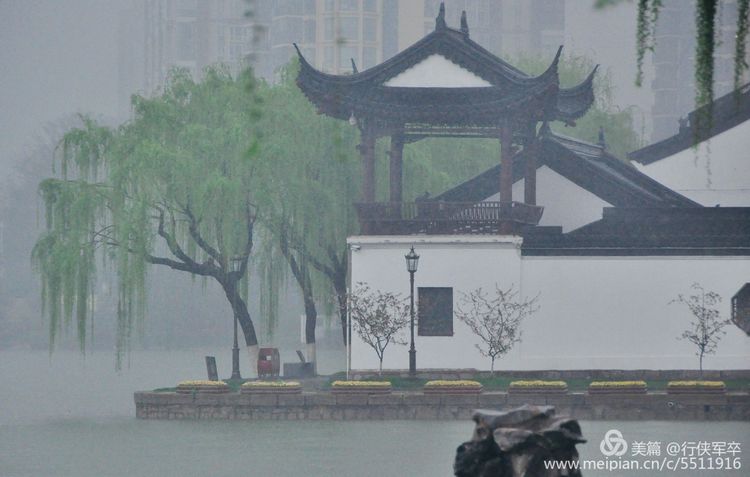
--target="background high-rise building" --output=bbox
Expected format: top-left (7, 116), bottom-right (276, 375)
top-left (272, 0), bottom-right (388, 74)
top-left (142, 0), bottom-right (271, 91)
top-left (414, 0), bottom-right (564, 59)
top-left (120, 0), bottom-right (567, 117)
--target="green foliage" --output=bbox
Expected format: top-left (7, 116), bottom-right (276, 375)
top-left (33, 67), bottom-right (262, 366)
top-left (513, 54), bottom-right (641, 158)
top-left (398, 138), bottom-right (499, 201)
top-left (634, 0), bottom-right (662, 87)
top-left (735, 0), bottom-right (749, 92)
top-left (598, 0), bottom-right (750, 137)
top-left (694, 0), bottom-right (717, 134)
top-left (252, 61), bottom-right (361, 334)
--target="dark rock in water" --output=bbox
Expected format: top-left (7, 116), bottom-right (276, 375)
top-left (454, 404), bottom-right (585, 477)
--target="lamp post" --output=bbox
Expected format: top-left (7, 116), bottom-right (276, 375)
top-left (405, 247), bottom-right (419, 377)
top-left (229, 256), bottom-right (243, 381)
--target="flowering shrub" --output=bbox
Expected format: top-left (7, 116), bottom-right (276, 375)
top-left (331, 380), bottom-right (391, 387)
top-left (424, 380), bottom-right (482, 388)
top-left (178, 380), bottom-right (227, 387)
top-left (667, 380), bottom-right (726, 394)
top-left (668, 380), bottom-right (725, 387)
top-left (589, 381), bottom-right (647, 388)
top-left (588, 381), bottom-right (647, 394)
top-left (242, 381), bottom-right (301, 388)
top-left (509, 380), bottom-right (567, 388)
top-left (423, 380), bottom-right (484, 394)
top-left (176, 380), bottom-right (230, 394)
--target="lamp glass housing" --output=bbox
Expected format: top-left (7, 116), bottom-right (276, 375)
top-left (230, 257), bottom-right (243, 273)
top-left (405, 247), bottom-right (419, 273)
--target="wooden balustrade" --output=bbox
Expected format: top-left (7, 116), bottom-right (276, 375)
top-left (355, 201), bottom-right (544, 235)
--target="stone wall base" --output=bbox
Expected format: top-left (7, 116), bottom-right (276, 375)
top-left (350, 369), bottom-right (750, 380)
top-left (134, 391), bottom-right (750, 421)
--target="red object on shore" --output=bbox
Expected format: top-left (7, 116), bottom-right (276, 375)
top-left (257, 348), bottom-right (280, 378)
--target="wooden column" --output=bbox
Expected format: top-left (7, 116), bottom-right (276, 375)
top-left (499, 125), bottom-right (514, 204)
top-left (524, 138), bottom-right (538, 206)
top-left (389, 134), bottom-right (404, 203)
top-left (360, 128), bottom-right (376, 203)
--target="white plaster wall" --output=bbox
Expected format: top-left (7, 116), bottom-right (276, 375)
top-left (348, 236), bottom-right (524, 371)
top-left (634, 123), bottom-right (750, 206)
top-left (485, 166), bottom-right (612, 232)
top-left (348, 237), bottom-right (750, 371)
top-left (383, 54), bottom-right (492, 87)
top-left (521, 256), bottom-right (750, 370)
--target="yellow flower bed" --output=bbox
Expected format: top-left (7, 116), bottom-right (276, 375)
top-left (331, 380), bottom-right (391, 387)
top-left (589, 381), bottom-right (647, 388)
top-left (178, 380), bottom-right (227, 387)
top-left (242, 381), bottom-right (301, 388)
top-left (668, 380), bottom-right (725, 387)
top-left (510, 380), bottom-right (567, 388)
top-left (424, 380), bottom-right (482, 387)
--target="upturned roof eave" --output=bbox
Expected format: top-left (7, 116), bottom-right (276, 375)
top-left (294, 26), bottom-right (564, 90)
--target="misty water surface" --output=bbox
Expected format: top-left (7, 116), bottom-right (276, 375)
top-left (0, 350), bottom-right (747, 477)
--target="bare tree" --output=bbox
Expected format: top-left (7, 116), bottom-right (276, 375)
top-left (672, 283), bottom-right (730, 376)
top-left (348, 283), bottom-right (410, 374)
top-left (456, 285), bottom-right (539, 373)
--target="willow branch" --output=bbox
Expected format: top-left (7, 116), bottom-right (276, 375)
top-left (183, 203), bottom-right (223, 264)
top-left (155, 208), bottom-right (218, 276)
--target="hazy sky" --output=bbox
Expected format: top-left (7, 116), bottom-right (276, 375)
top-left (565, 1), bottom-right (654, 133)
top-left (0, 0), bottom-right (653, 175)
top-left (0, 0), bottom-right (128, 172)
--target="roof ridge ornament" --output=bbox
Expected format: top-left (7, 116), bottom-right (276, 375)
top-left (460, 10), bottom-right (469, 36)
top-left (435, 2), bottom-right (447, 30)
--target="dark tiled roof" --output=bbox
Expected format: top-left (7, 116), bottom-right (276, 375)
top-left (629, 83), bottom-right (750, 164)
top-left (436, 131), bottom-right (699, 208)
top-left (522, 207), bottom-right (750, 256)
top-left (294, 7), bottom-right (595, 127)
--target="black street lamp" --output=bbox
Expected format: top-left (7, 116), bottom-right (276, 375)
top-left (229, 256), bottom-right (243, 381)
top-left (405, 246), bottom-right (419, 377)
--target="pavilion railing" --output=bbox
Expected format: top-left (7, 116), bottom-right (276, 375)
top-left (355, 201), bottom-right (544, 235)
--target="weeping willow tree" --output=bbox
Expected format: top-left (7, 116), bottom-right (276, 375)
top-left (254, 63), bottom-right (361, 363)
top-left (32, 67), bottom-right (266, 372)
top-left (597, 0), bottom-right (750, 132)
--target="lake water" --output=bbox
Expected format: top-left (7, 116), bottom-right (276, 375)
top-left (0, 350), bottom-right (747, 476)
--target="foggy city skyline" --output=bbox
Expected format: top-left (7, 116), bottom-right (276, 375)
top-left (2, 1), bottom-right (656, 174)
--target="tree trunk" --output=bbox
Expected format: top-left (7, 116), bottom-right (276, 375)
top-left (699, 350), bottom-right (704, 378)
top-left (221, 277), bottom-right (259, 377)
top-left (379, 357), bottom-right (383, 375)
top-left (303, 284), bottom-right (318, 375)
top-left (491, 357), bottom-right (495, 375)
top-left (333, 272), bottom-right (348, 345)
top-left (279, 226), bottom-right (318, 374)
top-left (246, 344), bottom-right (259, 379)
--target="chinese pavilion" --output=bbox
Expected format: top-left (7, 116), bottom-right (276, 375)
top-left (295, 2), bottom-right (597, 234)
top-left (293, 3), bottom-right (750, 373)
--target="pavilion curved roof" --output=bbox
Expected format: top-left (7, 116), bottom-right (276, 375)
top-left (295, 7), bottom-right (596, 129)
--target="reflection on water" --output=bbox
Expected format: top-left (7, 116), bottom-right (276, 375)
top-left (0, 351), bottom-right (746, 477)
